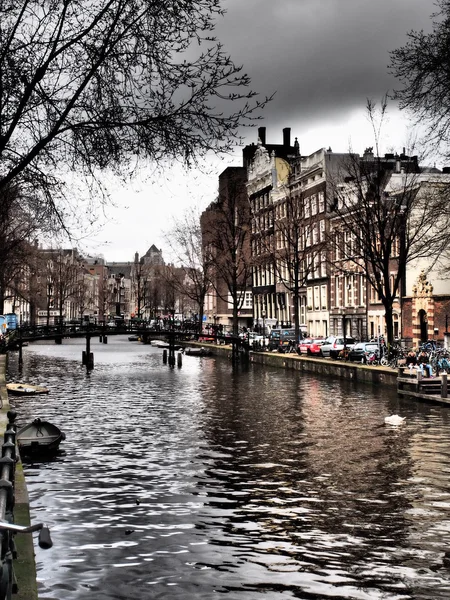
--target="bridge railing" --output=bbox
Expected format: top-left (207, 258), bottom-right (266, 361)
top-left (4, 323), bottom-right (203, 345)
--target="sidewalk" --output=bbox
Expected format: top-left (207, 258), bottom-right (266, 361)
top-left (0, 355), bottom-right (39, 600)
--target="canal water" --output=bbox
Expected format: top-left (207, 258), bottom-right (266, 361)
top-left (6, 336), bottom-right (450, 599)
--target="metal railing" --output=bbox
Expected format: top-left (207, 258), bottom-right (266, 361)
top-left (0, 410), bottom-right (51, 599)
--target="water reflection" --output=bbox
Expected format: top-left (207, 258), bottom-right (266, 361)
top-left (6, 336), bottom-right (450, 599)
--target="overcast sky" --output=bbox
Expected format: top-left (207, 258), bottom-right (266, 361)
top-left (82, 0), bottom-right (435, 263)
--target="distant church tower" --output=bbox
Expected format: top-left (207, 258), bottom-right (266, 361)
top-left (142, 245), bottom-right (164, 266)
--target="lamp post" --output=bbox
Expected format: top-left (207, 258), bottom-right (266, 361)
top-left (46, 280), bottom-right (53, 327)
top-left (342, 282), bottom-right (351, 358)
top-left (262, 310), bottom-right (266, 349)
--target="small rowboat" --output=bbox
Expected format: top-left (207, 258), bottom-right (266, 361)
top-left (183, 347), bottom-right (213, 357)
top-left (151, 340), bottom-right (181, 350)
top-left (17, 419), bottom-right (65, 456)
top-left (6, 383), bottom-right (49, 396)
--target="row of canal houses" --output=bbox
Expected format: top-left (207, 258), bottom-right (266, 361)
top-left (202, 127), bottom-right (450, 348)
top-left (3, 244), bottom-right (171, 327)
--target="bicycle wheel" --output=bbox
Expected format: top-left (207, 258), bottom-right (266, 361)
top-left (380, 357), bottom-right (388, 366)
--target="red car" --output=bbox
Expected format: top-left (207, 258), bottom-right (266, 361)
top-left (298, 338), bottom-right (313, 354)
top-left (307, 338), bottom-right (325, 356)
top-left (298, 338), bottom-right (324, 355)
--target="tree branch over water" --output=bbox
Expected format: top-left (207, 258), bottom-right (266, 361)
top-left (0, 0), bottom-right (269, 226)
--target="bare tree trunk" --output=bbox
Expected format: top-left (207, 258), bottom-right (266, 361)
top-left (384, 302), bottom-right (395, 347)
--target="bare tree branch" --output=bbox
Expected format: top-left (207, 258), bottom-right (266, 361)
top-left (0, 0), bottom-right (270, 228)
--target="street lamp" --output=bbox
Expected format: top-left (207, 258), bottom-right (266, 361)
top-left (262, 310), bottom-right (266, 349)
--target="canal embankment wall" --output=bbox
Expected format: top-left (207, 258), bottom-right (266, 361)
top-left (0, 355), bottom-right (39, 600)
top-left (196, 343), bottom-right (399, 388)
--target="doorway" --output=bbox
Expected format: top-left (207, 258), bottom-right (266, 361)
top-left (418, 309), bottom-right (428, 343)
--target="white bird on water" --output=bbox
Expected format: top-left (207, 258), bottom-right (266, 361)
top-left (384, 415), bottom-right (406, 426)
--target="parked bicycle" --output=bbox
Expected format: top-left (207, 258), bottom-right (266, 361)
top-left (431, 348), bottom-right (450, 374)
top-left (364, 350), bottom-right (379, 366)
top-left (379, 343), bottom-right (405, 368)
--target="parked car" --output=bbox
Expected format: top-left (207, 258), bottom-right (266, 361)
top-left (307, 338), bottom-right (325, 356)
top-left (347, 342), bottom-right (380, 363)
top-left (268, 328), bottom-right (297, 352)
top-left (321, 336), bottom-right (357, 358)
top-left (299, 338), bottom-right (325, 355)
top-left (298, 338), bottom-right (313, 354)
top-left (247, 331), bottom-right (269, 345)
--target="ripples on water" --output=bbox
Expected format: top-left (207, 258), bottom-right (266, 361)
top-left (6, 336), bottom-right (450, 599)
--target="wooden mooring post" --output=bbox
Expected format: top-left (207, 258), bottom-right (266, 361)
top-left (82, 334), bottom-right (94, 369)
top-left (442, 373), bottom-right (448, 398)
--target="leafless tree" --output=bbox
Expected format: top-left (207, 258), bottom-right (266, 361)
top-left (165, 207), bottom-right (213, 332)
top-left (72, 275), bottom-right (95, 322)
top-left (390, 1), bottom-right (450, 157)
top-left (132, 256), bottom-right (153, 321)
top-left (157, 264), bottom-right (183, 320)
top-left (40, 249), bottom-right (82, 325)
top-left (254, 186), bottom-right (326, 344)
top-left (0, 184), bottom-right (52, 313)
top-left (201, 168), bottom-right (252, 339)
top-left (0, 0), bottom-right (269, 228)
top-left (328, 141), bottom-right (450, 346)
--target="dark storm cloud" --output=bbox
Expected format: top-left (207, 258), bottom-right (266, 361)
top-left (216, 0), bottom-right (434, 143)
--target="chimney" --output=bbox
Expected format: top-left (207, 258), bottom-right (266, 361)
top-left (283, 127), bottom-right (291, 147)
top-left (363, 147), bottom-right (374, 162)
top-left (258, 127), bottom-right (266, 145)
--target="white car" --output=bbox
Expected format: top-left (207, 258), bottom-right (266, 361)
top-left (321, 336), bottom-right (357, 358)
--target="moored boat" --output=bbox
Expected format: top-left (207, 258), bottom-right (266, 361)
top-left (6, 383), bottom-right (49, 396)
top-left (151, 340), bottom-right (181, 350)
top-left (17, 419), bottom-right (65, 456)
top-left (183, 347), bottom-right (213, 357)
top-left (151, 340), bottom-right (170, 348)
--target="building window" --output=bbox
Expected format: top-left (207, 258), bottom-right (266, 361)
top-left (314, 286), bottom-right (320, 310)
top-left (321, 285), bottom-right (327, 310)
top-left (345, 275), bottom-right (353, 307)
top-left (320, 252), bottom-right (327, 277)
top-left (312, 223), bottom-right (319, 245)
top-left (304, 198), bottom-right (310, 218)
top-left (319, 219), bottom-right (325, 241)
top-left (305, 228), bottom-right (311, 247)
top-left (307, 287), bottom-right (313, 310)
top-left (318, 191), bottom-right (325, 212)
top-left (314, 256), bottom-right (320, 278)
top-left (334, 276), bottom-right (340, 308)
top-left (359, 274), bottom-right (365, 306)
top-left (393, 313), bottom-right (399, 339)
